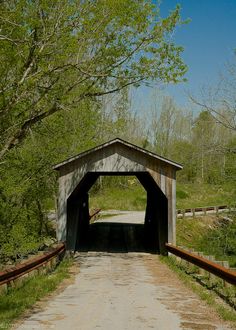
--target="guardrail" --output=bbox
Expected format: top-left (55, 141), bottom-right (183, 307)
top-left (177, 205), bottom-right (233, 218)
top-left (0, 243), bottom-right (65, 288)
top-left (0, 209), bottom-right (101, 290)
top-left (165, 243), bottom-right (236, 286)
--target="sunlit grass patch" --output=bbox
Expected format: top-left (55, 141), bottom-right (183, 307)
top-left (90, 184), bottom-right (146, 211)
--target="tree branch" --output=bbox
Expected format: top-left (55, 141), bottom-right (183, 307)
top-left (84, 78), bottom-right (144, 98)
top-left (189, 96), bottom-right (236, 131)
top-left (0, 103), bottom-right (58, 160)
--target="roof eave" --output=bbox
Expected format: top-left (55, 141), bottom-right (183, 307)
top-left (53, 138), bottom-right (183, 171)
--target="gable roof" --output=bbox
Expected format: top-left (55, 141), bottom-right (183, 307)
top-left (53, 138), bottom-right (183, 171)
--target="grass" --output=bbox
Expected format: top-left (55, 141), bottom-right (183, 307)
top-left (89, 180), bottom-right (235, 211)
top-left (0, 258), bottom-right (73, 329)
top-left (160, 255), bottom-right (236, 325)
top-left (176, 182), bottom-right (236, 209)
top-left (176, 214), bottom-right (236, 267)
top-left (176, 216), bottom-right (216, 249)
top-left (90, 184), bottom-right (146, 211)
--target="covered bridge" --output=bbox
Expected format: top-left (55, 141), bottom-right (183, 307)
top-left (53, 138), bottom-right (182, 254)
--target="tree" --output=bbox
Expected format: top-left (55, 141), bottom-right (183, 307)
top-left (192, 111), bottom-right (217, 182)
top-left (99, 87), bottom-right (148, 144)
top-left (0, 0), bottom-right (187, 160)
top-left (0, 97), bottom-right (103, 261)
top-left (190, 55), bottom-right (236, 182)
top-left (150, 95), bottom-right (192, 158)
top-left (190, 110), bottom-right (236, 183)
top-left (190, 54), bottom-right (236, 132)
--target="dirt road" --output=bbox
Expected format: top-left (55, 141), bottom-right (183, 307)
top-left (17, 213), bottom-right (231, 330)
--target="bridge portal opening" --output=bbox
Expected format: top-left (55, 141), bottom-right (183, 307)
top-left (54, 139), bottom-right (182, 255)
top-left (67, 172), bottom-right (168, 254)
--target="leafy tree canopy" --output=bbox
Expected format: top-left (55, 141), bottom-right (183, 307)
top-left (0, 0), bottom-right (187, 160)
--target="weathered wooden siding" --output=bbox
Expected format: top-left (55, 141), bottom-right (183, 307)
top-left (54, 139), bottom-right (181, 251)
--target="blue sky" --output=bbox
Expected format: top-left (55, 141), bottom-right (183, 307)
top-left (131, 0), bottom-right (236, 114)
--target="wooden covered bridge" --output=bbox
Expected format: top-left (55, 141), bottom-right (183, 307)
top-left (53, 138), bottom-right (182, 254)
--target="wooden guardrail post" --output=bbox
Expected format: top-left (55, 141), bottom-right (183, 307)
top-left (176, 204), bottom-right (232, 219)
top-left (206, 255), bottom-right (215, 282)
top-left (196, 252), bottom-right (205, 276)
top-left (221, 261), bottom-right (230, 287)
top-left (204, 255), bottom-right (215, 282)
top-left (214, 206), bottom-right (219, 215)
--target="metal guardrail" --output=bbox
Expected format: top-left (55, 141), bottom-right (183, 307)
top-left (1, 206), bottom-right (233, 289)
top-left (165, 243), bottom-right (236, 286)
top-left (1, 209), bottom-right (101, 288)
top-left (177, 205), bottom-right (228, 213)
top-left (0, 243), bottom-right (65, 286)
top-left (177, 205), bottom-right (231, 216)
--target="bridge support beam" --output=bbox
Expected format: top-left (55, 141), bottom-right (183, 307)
top-left (144, 189), bottom-right (168, 254)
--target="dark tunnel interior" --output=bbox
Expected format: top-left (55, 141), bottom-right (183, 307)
top-left (66, 172), bottom-right (168, 255)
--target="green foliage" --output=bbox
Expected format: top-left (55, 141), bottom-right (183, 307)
top-left (0, 0), bottom-right (187, 159)
top-left (176, 182), bottom-right (236, 209)
top-left (90, 176), bottom-right (146, 211)
top-left (176, 217), bottom-right (213, 248)
top-left (90, 180), bottom-right (236, 213)
top-left (0, 0), bottom-right (189, 262)
top-left (176, 212), bottom-right (236, 267)
top-left (0, 0), bottom-right (235, 275)
top-left (0, 195), bottom-right (43, 261)
top-left (0, 223), bottom-right (40, 260)
top-left (0, 99), bottom-right (101, 262)
top-left (0, 258), bottom-right (72, 329)
top-left (176, 189), bottom-right (189, 199)
top-left (196, 216), bottom-right (236, 266)
top-left (150, 95), bottom-right (236, 185)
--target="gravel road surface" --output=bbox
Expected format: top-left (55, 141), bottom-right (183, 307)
top-left (17, 212), bottom-right (231, 330)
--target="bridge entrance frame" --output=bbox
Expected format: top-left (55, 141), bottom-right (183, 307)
top-left (53, 138), bottom-right (182, 254)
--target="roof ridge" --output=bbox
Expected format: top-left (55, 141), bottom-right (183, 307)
top-left (53, 138), bottom-right (182, 170)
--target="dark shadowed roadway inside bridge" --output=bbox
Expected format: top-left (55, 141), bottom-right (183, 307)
top-left (76, 211), bottom-right (157, 253)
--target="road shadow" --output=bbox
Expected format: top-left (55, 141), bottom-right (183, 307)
top-left (76, 222), bottom-right (158, 254)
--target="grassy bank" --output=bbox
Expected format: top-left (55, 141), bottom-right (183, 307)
top-left (176, 214), bottom-right (236, 267)
top-left (90, 184), bottom-right (146, 211)
top-left (160, 255), bottom-right (236, 326)
top-left (0, 259), bottom-right (73, 329)
top-left (90, 181), bottom-right (235, 211)
top-left (176, 182), bottom-right (236, 209)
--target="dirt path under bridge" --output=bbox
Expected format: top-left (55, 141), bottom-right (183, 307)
top-left (17, 212), bottom-right (231, 330)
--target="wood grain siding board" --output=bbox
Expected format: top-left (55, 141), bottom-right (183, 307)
top-left (57, 176), bottom-right (68, 241)
top-left (116, 143), bottom-right (149, 169)
top-left (147, 160), bottom-right (161, 188)
top-left (166, 170), bottom-right (173, 243)
top-left (160, 167), bottom-right (166, 194)
top-left (171, 170), bottom-right (176, 245)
